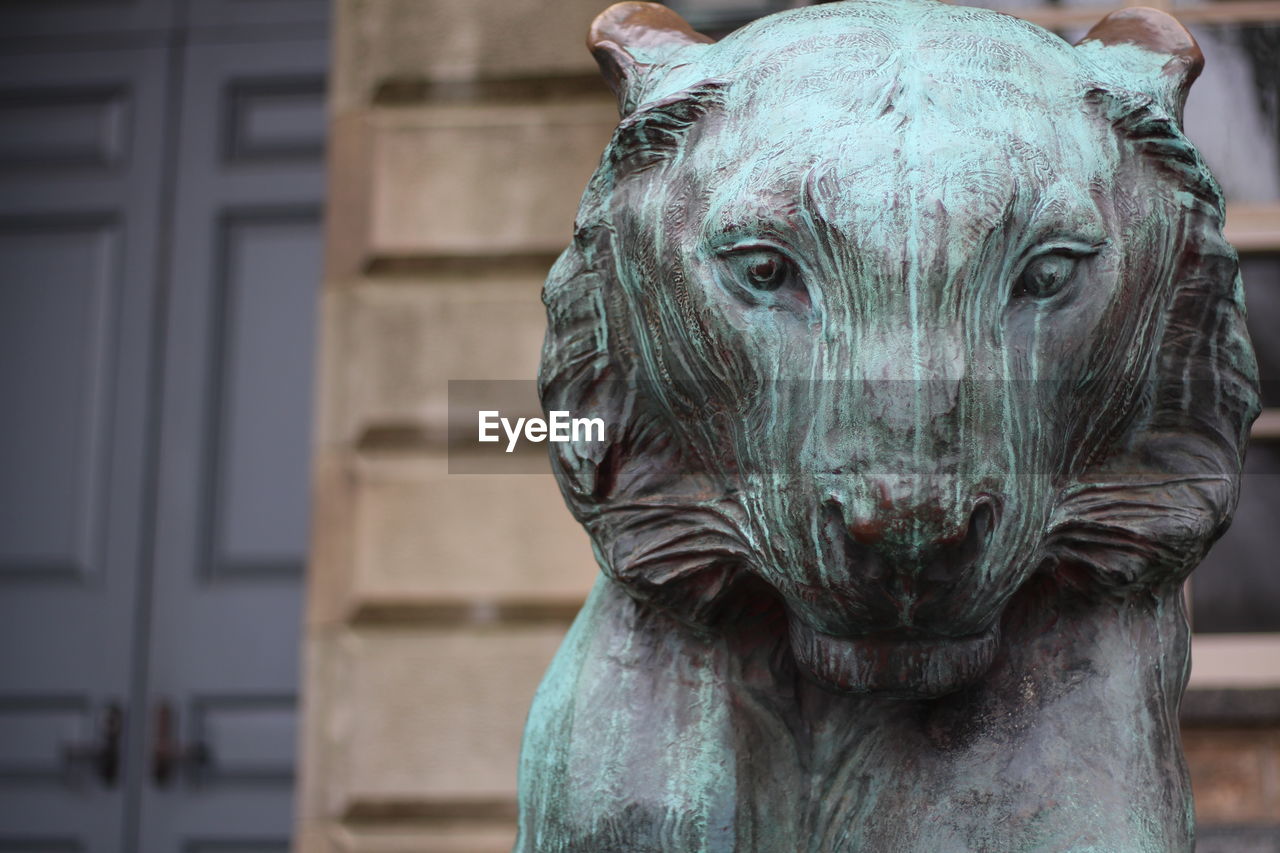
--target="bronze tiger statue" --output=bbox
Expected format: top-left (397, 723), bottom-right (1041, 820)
top-left (517, 2), bottom-right (1260, 849)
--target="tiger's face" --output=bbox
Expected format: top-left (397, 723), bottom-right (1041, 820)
top-left (542, 1), bottom-right (1256, 698)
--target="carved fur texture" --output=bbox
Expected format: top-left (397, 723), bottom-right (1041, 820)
top-left (519, 2), bottom-right (1260, 850)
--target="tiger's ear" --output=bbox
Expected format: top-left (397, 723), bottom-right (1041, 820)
top-left (1075, 7), bottom-right (1203, 122)
top-left (588, 2), bottom-right (715, 115)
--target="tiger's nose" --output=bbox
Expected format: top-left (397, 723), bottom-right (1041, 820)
top-left (834, 490), bottom-right (1000, 581)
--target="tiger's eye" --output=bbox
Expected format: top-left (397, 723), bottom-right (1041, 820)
top-left (742, 252), bottom-right (788, 290)
top-left (1017, 253), bottom-right (1078, 298)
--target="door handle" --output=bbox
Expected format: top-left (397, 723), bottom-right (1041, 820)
top-left (62, 701), bottom-right (123, 787)
top-left (151, 699), bottom-right (210, 786)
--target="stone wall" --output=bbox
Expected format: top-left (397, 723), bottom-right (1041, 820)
top-left (298, 1), bottom-right (617, 849)
top-left (298, 2), bottom-right (1280, 850)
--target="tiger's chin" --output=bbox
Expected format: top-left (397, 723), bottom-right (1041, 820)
top-left (788, 619), bottom-right (1001, 699)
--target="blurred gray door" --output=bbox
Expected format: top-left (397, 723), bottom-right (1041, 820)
top-left (0, 3), bottom-right (327, 850)
top-left (136, 36), bottom-right (326, 852)
top-left (0, 46), bottom-right (172, 852)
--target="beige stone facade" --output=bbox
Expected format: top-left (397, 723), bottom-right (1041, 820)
top-left (299, 2), bottom-right (1280, 850)
top-left (299, 2), bottom-right (617, 849)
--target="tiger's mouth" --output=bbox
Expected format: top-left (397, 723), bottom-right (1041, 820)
top-left (787, 618), bottom-right (1001, 698)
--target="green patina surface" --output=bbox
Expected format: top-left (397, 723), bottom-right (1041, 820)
top-left (515, 1), bottom-right (1260, 850)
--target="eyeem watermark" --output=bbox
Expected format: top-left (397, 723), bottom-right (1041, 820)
top-left (478, 410), bottom-right (606, 453)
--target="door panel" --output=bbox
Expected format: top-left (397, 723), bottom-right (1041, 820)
top-left (138, 38), bottom-right (326, 852)
top-left (210, 215), bottom-right (321, 577)
top-left (0, 86), bottom-right (128, 170)
top-left (0, 220), bottom-right (117, 576)
top-left (225, 80), bottom-right (327, 165)
top-left (0, 48), bottom-right (171, 852)
top-left (186, 0), bottom-right (329, 29)
top-left (0, 0), bottom-right (175, 40)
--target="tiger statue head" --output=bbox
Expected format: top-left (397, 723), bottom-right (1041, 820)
top-left (540, 0), bottom-right (1259, 698)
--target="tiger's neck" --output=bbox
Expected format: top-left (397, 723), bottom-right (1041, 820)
top-left (516, 575), bottom-right (1194, 852)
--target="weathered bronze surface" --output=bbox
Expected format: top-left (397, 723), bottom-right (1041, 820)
top-left (517, 1), bottom-right (1261, 849)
